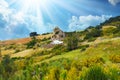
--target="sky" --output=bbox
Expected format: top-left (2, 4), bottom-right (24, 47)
top-left (0, 0), bottom-right (120, 40)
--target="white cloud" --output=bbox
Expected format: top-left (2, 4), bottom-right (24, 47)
top-left (68, 15), bottom-right (112, 31)
top-left (0, 0), bottom-right (54, 40)
top-left (0, 0), bottom-right (12, 21)
top-left (108, 0), bottom-right (120, 6)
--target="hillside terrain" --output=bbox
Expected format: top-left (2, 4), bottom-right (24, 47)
top-left (0, 16), bottom-right (120, 80)
top-left (0, 33), bottom-right (53, 45)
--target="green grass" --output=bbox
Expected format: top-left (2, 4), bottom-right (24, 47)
top-left (35, 37), bottom-right (120, 66)
top-left (1, 37), bottom-right (120, 80)
top-left (35, 49), bottom-right (82, 64)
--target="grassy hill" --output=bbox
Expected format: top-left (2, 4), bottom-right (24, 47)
top-left (0, 33), bottom-right (53, 45)
top-left (0, 16), bottom-right (120, 80)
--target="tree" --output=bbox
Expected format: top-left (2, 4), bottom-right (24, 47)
top-left (66, 34), bottom-right (79, 51)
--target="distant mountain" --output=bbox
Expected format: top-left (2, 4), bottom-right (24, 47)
top-left (78, 15), bottom-right (120, 41)
top-left (98, 16), bottom-right (120, 28)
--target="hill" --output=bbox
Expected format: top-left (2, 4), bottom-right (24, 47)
top-left (0, 33), bottom-right (53, 45)
top-left (99, 16), bottom-right (120, 27)
top-left (0, 16), bottom-right (120, 80)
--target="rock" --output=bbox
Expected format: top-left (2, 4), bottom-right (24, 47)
top-left (51, 27), bottom-right (65, 41)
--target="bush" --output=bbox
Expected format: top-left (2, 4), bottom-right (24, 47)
top-left (47, 68), bottom-right (60, 80)
top-left (102, 26), bottom-right (117, 37)
top-left (26, 37), bottom-right (37, 49)
top-left (66, 35), bottom-right (79, 51)
top-left (79, 44), bottom-right (89, 52)
top-left (60, 70), bottom-right (67, 80)
top-left (51, 45), bottom-right (67, 56)
top-left (109, 54), bottom-right (120, 63)
top-left (0, 55), bottom-right (17, 79)
top-left (81, 66), bottom-right (108, 80)
top-left (84, 28), bottom-right (101, 40)
top-left (66, 67), bottom-right (78, 80)
top-left (108, 68), bottom-right (120, 80)
top-left (82, 57), bottom-right (105, 67)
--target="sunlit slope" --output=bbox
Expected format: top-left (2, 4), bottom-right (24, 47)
top-left (0, 34), bottom-right (52, 45)
top-left (35, 37), bottom-right (120, 65)
top-left (0, 34), bottom-right (52, 56)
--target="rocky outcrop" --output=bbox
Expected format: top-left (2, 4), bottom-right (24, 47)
top-left (51, 27), bottom-right (65, 41)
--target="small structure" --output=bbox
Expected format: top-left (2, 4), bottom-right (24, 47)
top-left (30, 32), bottom-right (38, 37)
top-left (51, 27), bottom-right (65, 41)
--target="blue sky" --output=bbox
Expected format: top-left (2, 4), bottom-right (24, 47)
top-left (0, 0), bottom-right (120, 40)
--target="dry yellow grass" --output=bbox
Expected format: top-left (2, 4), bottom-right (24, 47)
top-left (11, 49), bottom-right (33, 58)
top-left (102, 25), bottom-right (117, 29)
top-left (37, 34), bottom-right (53, 39)
top-left (1, 49), bottom-right (15, 56)
top-left (1, 33), bottom-right (53, 45)
top-left (11, 48), bottom-right (45, 58)
top-left (0, 33), bottom-right (53, 57)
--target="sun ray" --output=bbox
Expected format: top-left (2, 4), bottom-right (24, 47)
top-left (5, 0), bottom-right (89, 33)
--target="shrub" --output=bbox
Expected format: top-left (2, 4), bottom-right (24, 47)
top-left (79, 44), bottom-right (89, 52)
top-left (47, 68), bottom-right (60, 80)
top-left (26, 37), bottom-right (37, 49)
top-left (60, 70), bottom-right (67, 80)
top-left (82, 57), bottom-right (105, 67)
top-left (66, 67), bottom-right (78, 80)
top-left (80, 66), bottom-right (108, 80)
top-left (109, 54), bottom-right (120, 63)
top-left (66, 35), bottom-right (79, 51)
top-left (0, 55), bottom-right (17, 79)
top-left (84, 28), bottom-right (101, 40)
top-left (108, 68), bottom-right (120, 80)
top-left (102, 26), bottom-right (117, 37)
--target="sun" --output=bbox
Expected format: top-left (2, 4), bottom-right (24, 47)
top-left (9, 0), bottom-right (80, 27)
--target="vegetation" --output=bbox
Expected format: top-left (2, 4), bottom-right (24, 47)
top-left (66, 33), bottom-right (79, 51)
top-left (0, 16), bottom-right (120, 80)
top-left (81, 66), bottom-right (108, 80)
top-left (26, 36), bottom-right (38, 49)
top-left (0, 55), bottom-right (16, 80)
top-left (84, 27), bottom-right (102, 41)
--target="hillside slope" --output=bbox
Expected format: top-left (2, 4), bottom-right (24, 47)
top-left (0, 16), bottom-right (120, 80)
top-left (0, 33), bottom-right (53, 45)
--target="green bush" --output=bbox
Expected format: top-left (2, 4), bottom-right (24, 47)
top-left (81, 66), bottom-right (108, 80)
top-left (84, 28), bottom-right (101, 40)
top-left (79, 44), bottom-right (89, 52)
top-left (0, 55), bottom-right (17, 80)
top-left (51, 45), bottom-right (67, 56)
top-left (47, 68), bottom-right (60, 80)
top-left (26, 37), bottom-right (37, 49)
top-left (108, 68), bottom-right (120, 80)
top-left (66, 35), bottom-right (79, 51)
